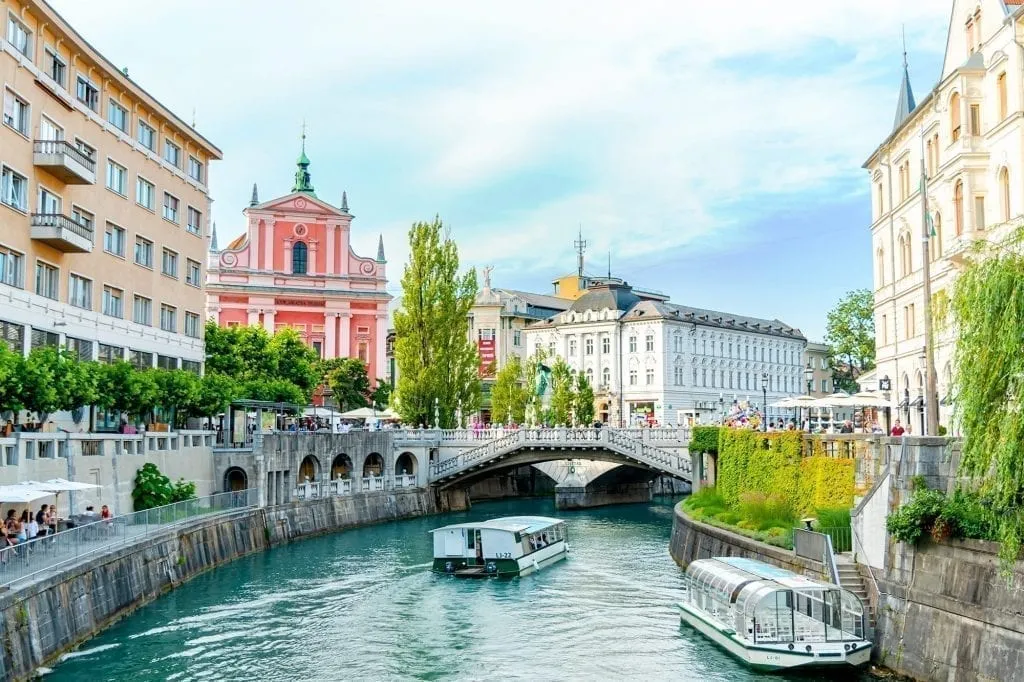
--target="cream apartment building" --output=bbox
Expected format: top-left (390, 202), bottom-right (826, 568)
top-left (865, 0), bottom-right (1024, 430)
top-left (1, 0), bottom-right (221, 385)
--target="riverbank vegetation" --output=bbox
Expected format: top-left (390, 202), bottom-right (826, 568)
top-left (887, 477), bottom-right (999, 546)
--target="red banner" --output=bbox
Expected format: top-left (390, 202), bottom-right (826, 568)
top-left (478, 338), bottom-right (496, 377)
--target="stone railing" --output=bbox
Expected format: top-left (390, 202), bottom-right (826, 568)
top-left (0, 430), bottom-right (216, 467)
top-left (393, 426), bottom-right (690, 446)
top-left (291, 473), bottom-right (419, 500)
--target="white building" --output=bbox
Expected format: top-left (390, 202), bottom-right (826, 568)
top-left (523, 280), bottom-right (807, 426)
top-left (865, 0), bottom-right (1024, 431)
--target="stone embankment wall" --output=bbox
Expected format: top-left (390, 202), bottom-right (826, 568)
top-left (876, 538), bottom-right (1024, 682)
top-left (0, 489), bottom-right (442, 681)
top-left (668, 502), bottom-right (826, 579)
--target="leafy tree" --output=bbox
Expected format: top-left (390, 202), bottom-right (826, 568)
top-left (393, 217), bottom-right (480, 427)
top-left (96, 362), bottom-right (159, 421)
top-left (0, 343), bottom-right (23, 414)
top-left (203, 321), bottom-right (245, 379)
top-left (491, 355), bottom-right (529, 425)
top-left (154, 370), bottom-right (201, 427)
top-left (242, 378), bottom-right (305, 405)
top-left (133, 369), bottom-right (161, 420)
top-left (132, 462), bottom-right (173, 511)
top-left (59, 357), bottom-right (99, 412)
top-left (824, 289), bottom-right (875, 393)
top-left (549, 359), bottom-right (575, 425)
top-left (186, 372), bottom-right (238, 421)
top-left (268, 328), bottom-right (319, 400)
top-left (18, 348), bottom-right (60, 417)
top-left (324, 358), bottom-right (371, 410)
top-left (574, 372), bottom-right (596, 425)
top-left (371, 380), bottom-right (391, 411)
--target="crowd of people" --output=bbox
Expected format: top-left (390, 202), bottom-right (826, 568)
top-left (719, 400), bottom-right (911, 435)
top-left (0, 504), bottom-right (112, 557)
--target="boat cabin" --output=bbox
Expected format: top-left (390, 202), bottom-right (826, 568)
top-left (430, 516), bottom-right (568, 577)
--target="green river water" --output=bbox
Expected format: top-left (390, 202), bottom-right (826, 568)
top-left (48, 498), bottom-right (876, 681)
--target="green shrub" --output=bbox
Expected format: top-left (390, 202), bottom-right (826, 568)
top-left (887, 488), bottom-right (946, 544)
top-left (691, 426), bottom-right (721, 454)
top-left (132, 463), bottom-right (198, 511)
top-left (939, 489), bottom-right (999, 542)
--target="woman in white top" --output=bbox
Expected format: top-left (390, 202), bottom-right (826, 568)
top-left (25, 514), bottom-right (39, 541)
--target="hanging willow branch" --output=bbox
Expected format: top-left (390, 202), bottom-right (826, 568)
top-left (951, 227), bottom-right (1024, 571)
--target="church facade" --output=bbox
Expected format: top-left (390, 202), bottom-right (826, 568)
top-left (206, 140), bottom-right (390, 381)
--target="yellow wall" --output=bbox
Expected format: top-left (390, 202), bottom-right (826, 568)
top-left (551, 274), bottom-right (587, 300)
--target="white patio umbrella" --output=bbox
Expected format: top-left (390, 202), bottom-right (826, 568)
top-left (810, 392), bottom-right (854, 408)
top-left (0, 485), bottom-right (51, 504)
top-left (29, 479), bottom-right (100, 516)
top-left (848, 391), bottom-right (890, 407)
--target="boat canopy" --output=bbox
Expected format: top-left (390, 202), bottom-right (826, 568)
top-left (686, 557), bottom-right (866, 644)
top-left (430, 516), bottom-right (563, 535)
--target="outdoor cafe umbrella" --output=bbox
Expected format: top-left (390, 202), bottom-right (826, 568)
top-left (848, 391), bottom-right (890, 407)
top-left (29, 478), bottom-right (100, 515)
top-left (0, 485), bottom-right (51, 504)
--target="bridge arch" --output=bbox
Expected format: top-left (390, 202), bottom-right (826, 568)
top-left (299, 455), bottom-right (321, 482)
top-left (223, 466), bottom-right (248, 492)
top-left (362, 452), bottom-right (384, 478)
top-left (331, 454), bottom-right (353, 479)
top-left (395, 452), bottom-right (418, 477)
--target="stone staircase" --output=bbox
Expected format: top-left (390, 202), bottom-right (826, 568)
top-left (836, 555), bottom-right (876, 630)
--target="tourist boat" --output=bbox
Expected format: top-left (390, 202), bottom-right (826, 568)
top-left (430, 516), bottom-right (567, 577)
top-left (677, 557), bottom-right (871, 672)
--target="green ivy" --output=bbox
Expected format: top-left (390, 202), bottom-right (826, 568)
top-left (690, 426), bottom-right (721, 454)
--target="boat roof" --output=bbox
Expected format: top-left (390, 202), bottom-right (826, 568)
top-left (430, 516), bottom-right (563, 535)
top-left (690, 557), bottom-right (830, 592)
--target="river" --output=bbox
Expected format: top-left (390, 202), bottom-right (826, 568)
top-left (49, 498), bottom-right (876, 681)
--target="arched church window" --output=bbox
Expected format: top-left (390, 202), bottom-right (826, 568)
top-left (292, 241), bottom-right (308, 274)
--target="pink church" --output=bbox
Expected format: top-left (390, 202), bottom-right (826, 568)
top-left (206, 140), bottom-right (390, 381)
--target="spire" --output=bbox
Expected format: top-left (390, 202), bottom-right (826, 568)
top-left (292, 122), bottom-right (316, 195)
top-left (210, 222), bottom-right (219, 252)
top-left (341, 191), bottom-right (349, 213)
top-left (893, 27), bottom-right (917, 132)
top-left (250, 183), bottom-right (259, 207)
top-left (376, 234), bottom-right (386, 263)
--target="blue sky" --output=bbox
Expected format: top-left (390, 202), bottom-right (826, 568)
top-left (51, 0), bottom-right (952, 340)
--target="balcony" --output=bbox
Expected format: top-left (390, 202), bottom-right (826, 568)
top-left (32, 140), bottom-right (96, 185)
top-left (30, 213), bottom-right (94, 253)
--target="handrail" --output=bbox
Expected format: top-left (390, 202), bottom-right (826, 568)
top-left (31, 212), bottom-right (94, 241)
top-left (33, 138), bottom-right (97, 171)
top-left (823, 534), bottom-right (840, 585)
top-left (850, 518), bottom-right (882, 606)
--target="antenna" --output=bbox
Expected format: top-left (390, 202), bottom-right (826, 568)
top-left (607, 251), bottom-right (611, 279)
top-left (574, 226), bottom-right (587, 279)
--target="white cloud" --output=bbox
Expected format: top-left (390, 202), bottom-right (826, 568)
top-left (49, 0), bottom-right (951, 283)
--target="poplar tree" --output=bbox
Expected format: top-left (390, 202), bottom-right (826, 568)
top-left (574, 372), bottom-right (596, 425)
top-left (491, 355), bottom-right (529, 425)
top-left (393, 217), bottom-right (480, 427)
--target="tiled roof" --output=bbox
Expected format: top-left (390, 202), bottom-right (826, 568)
top-left (495, 288), bottom-right (572, 312)
top-left (225, 234), bottom-right (246, 250)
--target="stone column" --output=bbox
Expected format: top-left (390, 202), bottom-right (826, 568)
top-left (309, 239), bottom-right (319, 275)
top-left (247, 308), bottom-right (259, 326)
top-left (325, 312), bottom-right (337, 357)
top-left (262, 309), bottom-right (276, 334)
top-left (263, 220), bottom-right (275, 270)
top-left (339, 313), bottom-right (351, 357)
top-left (283, 238), bottom-right (293, 274)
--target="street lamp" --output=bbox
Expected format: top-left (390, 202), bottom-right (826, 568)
top-left (719, 393), bottom-right (724, 423)
top-left (918, 348), bottom-right (928, 436)
top-left (803, 362), bottom-right (814, 431)
top-left (761, 372), bottom-right (768, 432)
top-left (880, 375), bottom-right (892, 433)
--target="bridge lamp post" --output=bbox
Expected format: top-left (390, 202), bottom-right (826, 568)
top-left (761, 372), bottom-right (768, 432)
top-left (804, 362), bottom-right (814, 430)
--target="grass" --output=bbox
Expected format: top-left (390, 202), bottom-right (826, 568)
top-left (683, 487), bottom-right (797, 550)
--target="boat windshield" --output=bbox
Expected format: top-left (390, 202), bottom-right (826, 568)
top-left (522, 523), bottom-right (566, 553)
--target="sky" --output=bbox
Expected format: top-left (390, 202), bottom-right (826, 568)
top-left (49, 0), bottom-right (953, 341)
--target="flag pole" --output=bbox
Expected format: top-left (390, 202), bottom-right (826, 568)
top-left (919, 127), bottom-right (940, 436)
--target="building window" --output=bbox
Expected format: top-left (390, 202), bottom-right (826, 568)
top-left (602, 367), bottom-right (610, 387)
top-left (164, 140), bottom-right (181, 168)
top-left (513, 330), bottom-right (521, 346)
top-left (602, 336), bottom-right (610, 354)
top-left (162, 249), bottom-right (178, 278)
top-left (136, 177), bottom-right (154, 210)
top-left (645, 334), bottom-right (654, 352)
top-left (184, 311), bottom-right (201, 338)
top-left (72, 206), bottom-right (93, 230)
top-left (133, 295), bottom-right (151, 326)
top-left (137, 121), bottom-right (156, 151)
top-left (629, 369), bottom-right (637, 385)
top-left (106, 160), bottom-right (127, 195)
top-left (134, 236), bottom-right (153, 268)
top-left (998, 72), bottom-right (1008, 120)
top-left (954, 180), bottom-right (964, 236)
top-left (292, 241), bottom-right (308, 274)
top-left (1000, 167), bottom-right (1011, 222)
top-left (34, 261), bottom-right (59, 300)
top-left (45, 49), bottom-right (66, 88)
top-left (186, 259), bottom-right (201, 287)
top-left (6, 15), bottom-right (31, 57)
top-left (104, 223), bottom-right (125, 257)
top-left (157, 355), bottom-right (177, 370)
top-left (182, 360), bottom-right (201, 375)
top-left (160, 304), bottom-right (177, 332)
top-left (898, 232), bottom-right (911, 277)
top-left (1, 166), bottom-right (27, 212)
top-left (107, 99), bottom-right (128, 133)
top-left (187, 156), bottom-right (204, 183)
top-left (0, 246), bottom-right (24, 287)
top-left (820, 378), bottom-right (828, 393)
top-left (187, 206), bottom-right (202, 235)
top-left (98, 343), bottom-right (122, 364)
top-left (925, 138), bottom-right (933, 176)
top-left (163, 193), bottom-right (179, 223)
top-left (37, 186), bottom-right (61, 215)
top-left (3, 89), bottom-right (29, 136)
top-left (969, 104), bottom-right (981, 136)
top-left (903, 303), bottom-right (916, 339)
top-left (585, 337), bottom-right (594, 355)
top-left (628, 336), bottom-right (637, 353)
top-left (30, 329), bottom-right (58, 350)
top-left (129, 350), bottom-right (153, 369)
top-left (974, 196), bottom-right (986, 230)
top-left (881, 314), bottom-right (888, 345)
top-left (357, 342), bottom-right (368, 363)
top-left (76, 76), bottom-right (99, 112)
top-left (102, 286), bottom-right (123, 318)
top-left (568, 337), bottom-right (577, 356)
top-left (951, 92), bottom-right (961, 142)
top-left (68, 273), bottom-right (92, 310)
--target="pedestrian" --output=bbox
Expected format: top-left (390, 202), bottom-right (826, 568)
top-left (890, 419), bottom-right (906, 436)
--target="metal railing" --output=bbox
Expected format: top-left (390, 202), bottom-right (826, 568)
top-left (30, 212), bottom-right (95, 241)
top-left (0, 488), bottom-right (257, 588)
top-left (819, 526), bottom-right (852, 553)
top-left (33, 139), bottom-right (97, 171)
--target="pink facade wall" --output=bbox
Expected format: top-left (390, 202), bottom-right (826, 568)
top-left (207, 192), bottom-right (390, 380)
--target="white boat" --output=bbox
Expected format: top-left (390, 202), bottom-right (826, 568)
top-left (678, 557), bottom-right (871, 672)
top-left (430, 516), bottom-right (568, 577)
